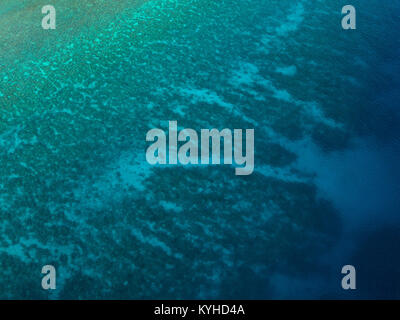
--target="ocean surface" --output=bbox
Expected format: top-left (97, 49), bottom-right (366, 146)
top-left (0, 0), bottom-right (399, 299)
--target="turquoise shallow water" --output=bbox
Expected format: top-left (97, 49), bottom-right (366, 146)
top-left (0, 1), bottom-right (399, 299)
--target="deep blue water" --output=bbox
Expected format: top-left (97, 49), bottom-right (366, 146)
top-left (0, 0), bottom-right (399, 299)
